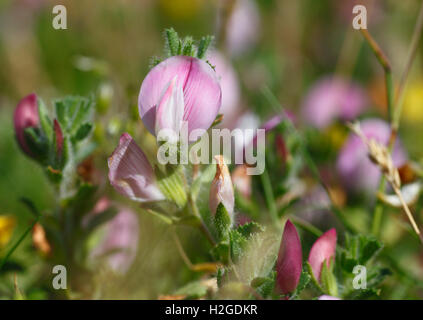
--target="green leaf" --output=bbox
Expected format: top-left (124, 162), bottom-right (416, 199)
top-left (290, 270), bottom-right (311, 298)
top-left (197, 35), bottom-right (214, 59)
top-left (306, 262), bottom-right (323, 293)
top-left (23, 127), bottom-right (48, 161)
top-left (54, 96), bottom-right (93, 134)
top-left (236, 222), bottom-right (264, 239)
top-left (252, 272), bottom-right (276, 298)
top-left (182, 36), bottom-right (195, 56)
top-left (229, 229), bottom-right (248, 262)
top-left (156, 165), bottom-right (187, 208)
top-left (214, 203), bottom-right (231, 241)
top-left (73, 123), bottom-right (93, 142)
top-left (174, 280), bottom-right (210, 299)
top-left (320, 260), bottom-right (338, 297)
top-left (211, 241), bottom-right (229, 265)
top-left (165, 28), bottom-right (181, 56)
top-left (359, 236), bottom-right (383, 265)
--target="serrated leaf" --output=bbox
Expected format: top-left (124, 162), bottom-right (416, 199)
top-left (211, 241), bottom-right (229, 265)
top-left (291, 270), bottom-right (311, 298)
top-left (359, 236), bottom-right (383, 264)
top-left (229, 229), bottom-right (248, 262)
top-left (254, 272), bottom-right (276, 298)
top-left (236, 222), bottom-right (263, 239)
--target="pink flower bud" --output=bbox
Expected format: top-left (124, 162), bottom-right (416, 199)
top-left (308, 228), bottom-right (337, 281)
top-left (108, 133), bottom-right (165, 202)
top-left (302, 77), bottom-right (366, 128)
top-left (276, 220), bottom-right (303, 295)
top-left (209, 155), bottom-right (235, 218)
top-left (13, 93), bottom-right (39, 156)
top-left (138, 56), bottom-right (222, 140)
top-left (53, 119), bottom-right (63, 159)
top-left (337, 119), bottom-right (407, 192)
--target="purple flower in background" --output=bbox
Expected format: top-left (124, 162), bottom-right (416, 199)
top-left (92, 208), bottom-right (139, 274)
top-left (276, 220), bottom-right (303, 295)
top-left (13, 93), bottom-right (39, 157)
top-left (337, 119), bottom-right (407, 192)
top-left (108, 133), bottom-right (164, 202)
top-left (207, 51), bottom-right (241, 128)
top-left (308, 228), bottom-right (337, 281)
top-left (138, 56), bottom-right (222, 140)
top-left (226, 0), bottom-right (260, 56)
top-left (302, 77), bottom-right (367, 128)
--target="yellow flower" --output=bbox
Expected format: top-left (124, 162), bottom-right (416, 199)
top-left (403, 82), bottom-right (423, 123)
top-left (0, 215), bottom-right (16, 248)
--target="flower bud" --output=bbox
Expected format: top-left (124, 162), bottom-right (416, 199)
top-left (13, 93), bottom-right (40, 157)
top-left (108, 133), bottom-right (165, 202)
top-left (337, 119), bottom-right (407, 192)
top-left (308, 228), bottom-right (337, 282)
top-left (276, 220), bottom-right (303, 295)
top-left (138, 56), bottom-right (222, 141)
top-left (209, 155), bottom-right (235, 219)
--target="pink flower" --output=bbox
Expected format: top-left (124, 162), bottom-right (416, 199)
top-left (154, 76), bottom-right (184, 142)
top-left (308, 228), bottom-right (337, 281)
top-left (207, 51), bottom-right (241, 128)
top-left (276, 220), bottom-right (303, 295)
top-left (108, 133), bottom-right (164, 202)
top-left (318, 295), bottom-right (340, 300)
top-left (209, 155), bottom-right (235, 219)
top-left (337, 119), bottom-right (407, 192)
top-left (225, 0), bottom-right (260, 56)
top-left (13, 93), bottom-right (39, 157)
top-left (92, 208), bottom-right (139, 273)
top-left (302, 77), bottom-right (366, 128)
top-left (138, 56), bottom-right (222, 141)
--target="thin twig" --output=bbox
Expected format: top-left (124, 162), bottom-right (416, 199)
top-left (172, 230), bottom-right (194, 269)
top-left (360, 29), bottom-right (394, 123)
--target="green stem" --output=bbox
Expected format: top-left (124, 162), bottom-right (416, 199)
top-left (260, 169), bottom-right (278, 225)
top-left (360, 29), bottom-right (395, 236)
top-left (0, 217), bottom-right (39, 271)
